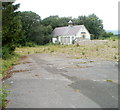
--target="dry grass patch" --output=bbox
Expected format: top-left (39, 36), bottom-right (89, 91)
top-left (15, 40), bottom-right (118, 61)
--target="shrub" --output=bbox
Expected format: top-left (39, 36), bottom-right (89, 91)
top-left (2, 46), bottom-right (15, 59)
top-left (0, 85), bottom-right (10, 108)
top-left (25, 42), bottom-right (36, 47)
top-left (76, 43), bottom-right (79, 47)
top-left (96, 48), bottom-right (99, 51)
top-left (82, 52), bottom-right (85, 55)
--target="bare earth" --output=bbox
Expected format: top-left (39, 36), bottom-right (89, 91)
top-left (3, 53), bottom-right (118, 108)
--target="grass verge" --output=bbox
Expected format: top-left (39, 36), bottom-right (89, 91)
top-left (1, 53), bottom-right (20, 79)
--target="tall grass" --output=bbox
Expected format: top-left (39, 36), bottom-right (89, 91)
top-left (1, 53), bottom-right (20, 78)
top-left (15, 39), bottom-right (118, 61)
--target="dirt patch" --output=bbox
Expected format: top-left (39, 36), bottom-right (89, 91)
top-left (20, 55), bottom-right (28, 60)
top-left (11, 70), bottom-right (31, 73)
top-left (17, 61), bottom-right (32, 65)
top-left (2, 69), bottom-right (31, 80)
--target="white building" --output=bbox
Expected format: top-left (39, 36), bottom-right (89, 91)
top-left (52, 20), bottom-right (91, 44)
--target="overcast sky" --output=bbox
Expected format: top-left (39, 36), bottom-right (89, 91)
top-left (15, 0), bottom-right (119, 30)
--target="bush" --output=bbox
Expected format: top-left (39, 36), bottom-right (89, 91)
top-left (2, 43), bottom-right (17, 59)
top-left (2, 46), bottom-right (13, 59)
top-left (102, 32), bottom-right (114, 38)
top-left (25, 42), bottom-right (36, 47)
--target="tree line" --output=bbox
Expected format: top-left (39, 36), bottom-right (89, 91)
top-left (2, 2), bottom-right (114, 59)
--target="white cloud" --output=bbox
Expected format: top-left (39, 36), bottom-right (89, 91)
top-left (15, 0), bottom-right (119, 30)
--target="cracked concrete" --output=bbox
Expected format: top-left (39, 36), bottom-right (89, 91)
top-left (3, 53), bottom-right (118, 108)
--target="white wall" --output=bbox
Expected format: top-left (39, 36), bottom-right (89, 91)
top-left (52, 38), bottom-right (57, 43)
top-left (76, 25), bottom-right (90, 40)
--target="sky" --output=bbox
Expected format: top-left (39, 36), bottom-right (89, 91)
top-left (15, 0), bottom-right (119, 31)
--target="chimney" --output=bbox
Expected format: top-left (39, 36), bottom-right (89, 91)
top-left (68, 20), bottom-right (73, 27)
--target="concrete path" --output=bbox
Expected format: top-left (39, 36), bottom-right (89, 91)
top-left (3, 54), bottom-right (118, 108)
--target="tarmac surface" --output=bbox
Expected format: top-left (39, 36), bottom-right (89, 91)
top-left (3, 53), bottom-right (118, 108)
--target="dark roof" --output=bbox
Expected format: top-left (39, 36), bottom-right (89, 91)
top-left (52, 25), bottom-right (83, 36)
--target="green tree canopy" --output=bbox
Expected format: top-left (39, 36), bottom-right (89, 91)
top-left (73, 14), bottom-right (105, 38)
top-left (2, 2), bottom-right (22, 58)
top-left (42, 15), bottom-right (72, 29)
top-left (19, 11), bottom-right (53, 45)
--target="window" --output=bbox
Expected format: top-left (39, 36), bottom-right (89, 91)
top-left (81, 32), bottom-right (86, 34)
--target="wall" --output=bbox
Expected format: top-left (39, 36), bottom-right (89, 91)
top-left (76, 25), bottom-right (90, 40)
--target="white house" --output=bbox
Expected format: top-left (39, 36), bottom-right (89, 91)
top-left (52, 20), bottom-right (91, 44)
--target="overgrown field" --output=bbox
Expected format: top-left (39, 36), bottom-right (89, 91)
top-left (16, 40), bottom-right (118, 61)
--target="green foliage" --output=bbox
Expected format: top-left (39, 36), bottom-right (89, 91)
top-left (72, 40), bottom-right (75, 44)
top-left (2, 2), bottom-right (22, 59)
top-left (25, 42), bottom-right (36, 47)
top-left (0, 85), bottom-right (10, 108)
top-left (19, 11), bottom-right (53, 46)
top-left (42, 15), bottom-right (72, 29)
top-left (102, 32), bottom-right (114, 38)
top-left (1, 53), bottom-right (20, 75)
top-left (2, 46), bottom-right (12, 59)
top-left (73, 14), bottom-right (105, 39)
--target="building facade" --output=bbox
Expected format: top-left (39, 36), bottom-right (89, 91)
top-left (52, 20), bottom-right (91, 44)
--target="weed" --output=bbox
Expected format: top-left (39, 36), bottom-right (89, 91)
top-left (50, 50), bottom-right (54, 53)
top-left (112, 45), bottom-right (117, 48)
top-left (82, 52), bottom-right (85, 55)
top-left (28, 51), bottom-right (30, 54)
top-left (96, 48), bottom-right (99, 51)
top-left (114, 55), bottom-right (117, 59)
top-left (1, 54), bottom-right (20, 76)
top-left (73, 56), bottom-right (81, 59)
top-left (113, 39), bottom-right (115, 41)
top-left (106, 79), bottom-right (113, 83)
top-left (79, 61), bottom-right (87, 64)
top-left (0, 85), bottom-right (10, 108)
top-left (76, 43), bottom-right (79, 47)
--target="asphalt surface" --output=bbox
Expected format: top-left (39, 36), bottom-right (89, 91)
top-left (3, 53), bottom-right (118, 108)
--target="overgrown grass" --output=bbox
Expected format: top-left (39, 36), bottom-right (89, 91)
top-left (1, 53), bottom-right (20, 78)
top-left (0, 85), bottom-right (10, 108)
top-left (99, 36), bottom-right (119, 41)
top-left (15, 39), bottom-right (118, 61)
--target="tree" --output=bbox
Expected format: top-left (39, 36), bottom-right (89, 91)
top-left (0, 2), bottom-right (2, 58)
top-left (19, 11), bottom-right (53, 45)
top-left (2, 2), bottom-right (22, 58)
top-left (74, 14), bottom-right (105, 39)
top-left (19, 11), bottom-right (41, 45)
top-left (42, 15), bottom-right (72, 29)
top-left (42, 15), bottom-right (59, 29)
top-left (87, 14), bottom-right (105, 38)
